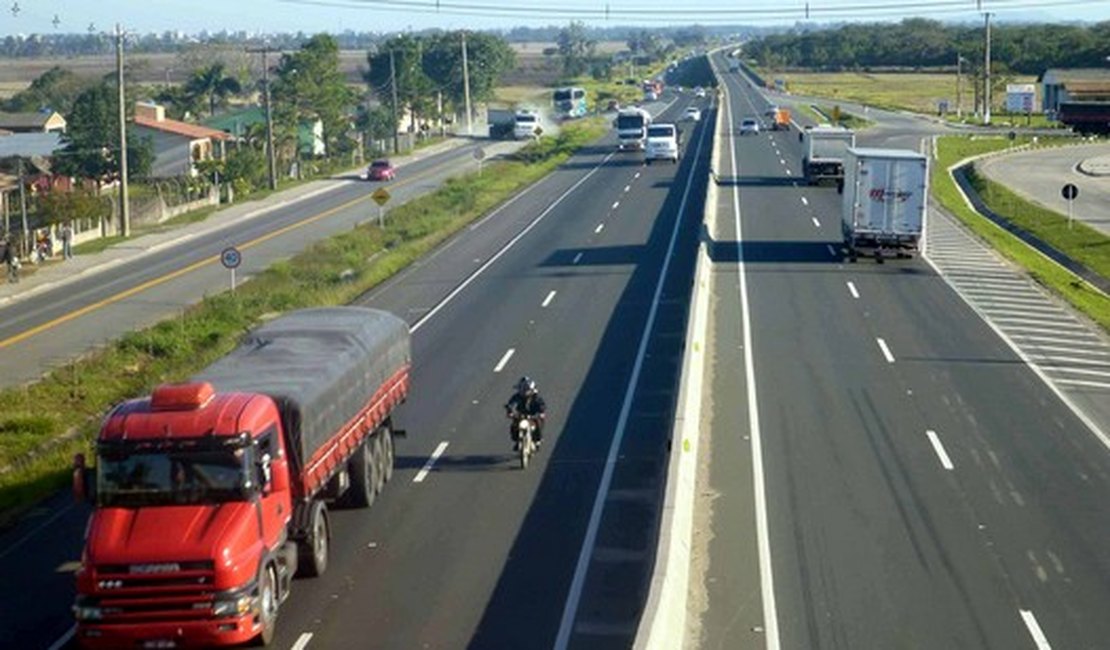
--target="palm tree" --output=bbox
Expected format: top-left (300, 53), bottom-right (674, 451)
top-left (184, 63), bottom-right (242, 117)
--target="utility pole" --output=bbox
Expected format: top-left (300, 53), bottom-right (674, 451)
top-left (248, 46), bottom-right (279, 191)
top-left (956, 55), bottom-right (963, 118)
top-left (389, 50), bottom-right (400, 154)
top-left (462, 31), bottom-right (473, 137)
top-left (17, 157), bottom-right (28, 257)
top-left (983, 12), bottom-right (993, 125)
top-left (115, 23), bottom-right (130, 238)
top-left (437, 90), bottom-right (445, 137)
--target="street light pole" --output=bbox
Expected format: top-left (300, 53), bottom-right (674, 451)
top-left (956, 55), bottom-right (964, 118)
top-left (115, 23), bottom-right (130, 238)
top-left (983, 12), bottom-right (993, 125)
top-left (462, 31), bottom-right (473, 137)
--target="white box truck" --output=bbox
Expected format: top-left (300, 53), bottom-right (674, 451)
top-left (840, 147), bottom-right (929, 262)
top-left (802, 125), bottom-right (855, 185)
top-left (615, 107), bottom-right (652, 151)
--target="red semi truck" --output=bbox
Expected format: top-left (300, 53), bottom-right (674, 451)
top-left (71, 307), bottom-right (410, 648)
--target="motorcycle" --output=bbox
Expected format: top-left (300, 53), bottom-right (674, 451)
top-left (514, 415), bottom-right (537, 469)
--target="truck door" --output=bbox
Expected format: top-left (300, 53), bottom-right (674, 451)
top-left (255, 425), bottom-right (292, 548)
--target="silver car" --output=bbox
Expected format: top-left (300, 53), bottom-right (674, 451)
top-left (739, 118), bottom-right (760, 135)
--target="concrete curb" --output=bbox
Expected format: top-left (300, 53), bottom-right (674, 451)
top-left (633, 52), bottom-right (723, 650)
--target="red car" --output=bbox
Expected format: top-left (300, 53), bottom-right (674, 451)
top-left (367, 159), bottom-right (397, 181)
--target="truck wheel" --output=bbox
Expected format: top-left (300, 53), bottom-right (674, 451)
top-left (342, 439), bottom-right (376, 509)
top-left (253, 565), bottom-right (278, 647)
top-left (382, 428), bottom-right (394, 484)
top-left (372, 433), bottom-right (386, 496)
top-left (300, 502), bottom-right (329, 578)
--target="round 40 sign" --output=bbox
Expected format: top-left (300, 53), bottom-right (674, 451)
top-left (221, 246), bottom-right (242, 269)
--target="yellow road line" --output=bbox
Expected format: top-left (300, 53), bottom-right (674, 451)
top-left (0, 148), bottom-right (474, 350)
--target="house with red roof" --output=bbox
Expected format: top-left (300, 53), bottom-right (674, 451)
top-left (132, 102), bottom-right (231, 178)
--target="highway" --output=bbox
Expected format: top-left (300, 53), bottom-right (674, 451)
top-left (0, 67), bottom-right (716, 649)
top-left (691, 50), bottom-right (1110, 650)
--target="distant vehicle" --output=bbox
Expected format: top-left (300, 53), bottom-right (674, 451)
top-left (72, 307), bottom-right (411, 648)
top-left (739, 118), bottom-right (760, 135)
top-left (694, 87), bottom-right (707, 98)
top-left (841, 147), bottom-right (929, 261)
top-left (771, 107), bottom-right (791, 131)
top-left (645, 123), bottom-right (680, 164)
top-left (764, 105), bottom-right (780, 117)
top-left (802, 125), bottom-right (855, 185)
top-left (512, 111), bottom-right (541, 139)
top-left (684, 106), bottom-right (702, 122)
top-left (1058, 101), bottom-right (1110, 134)
top-left (367, 159), bottom-right (396, 181)
top-left (553, 86), bottom-right (587, 119)
top-left (644, 90), bottom-right (659, 102)
top-left (615, 107), bottom-right (652, 151)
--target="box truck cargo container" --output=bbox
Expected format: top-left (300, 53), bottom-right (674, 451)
top-left (841, 147), bottom-right (929, 262)
top-left (802, 125), bottom-right (855, 185)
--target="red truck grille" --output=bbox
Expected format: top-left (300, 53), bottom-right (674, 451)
top-left (90, 562), bottom-right (219, 621)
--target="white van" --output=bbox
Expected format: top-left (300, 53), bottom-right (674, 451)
top-left (645, 123), bottom-right (680, 164)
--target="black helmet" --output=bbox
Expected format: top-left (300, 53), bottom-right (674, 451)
top-left (517, 376), bottom-right (536, 395)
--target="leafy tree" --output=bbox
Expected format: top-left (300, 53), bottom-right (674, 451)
top-left (3, 66), bottom-right (89, 114)
top-left (557, 22), bottom-right (596, 77)
top-left (36, 188), bottom-right (111, 227)
top-left (152, 84), bottom-right (204, 120)
top-left (365, 34), bottom-right (434, 133)
top-left (184, 63), bottom-right (242, 117)
top-left (357, 105), bottom-right (396, 148)
top-left (273, 34), bottom-right (355, 157)
top-left (422, 31), bottom-right (516, 113)
top-left (55, 81), bottom-right (153, 182)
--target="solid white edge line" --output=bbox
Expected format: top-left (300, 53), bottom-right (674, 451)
top-left (877, 337), bottom-right (896, 363)
top-left (847, 281), bottom-right (860, 299)
top-left (493, 348), bottom-right (515, 373)
top-left (291, 632), bottom-right (314, 650)
top-left (925, 430), bottom-right (955, 470)
top-left (410, 151), bottom-right (616, 333)
top-left (542, 290), bottom-right (557, 307)
top-left (724, 68), bottom-right (782, 650)
top-left (1020, 609), bottom-right (1053, 650)
top-left (47, 624), bottom-right (76, 650)
top-left (553, 90), bottom-right (713, 650)
top-left (413, 441), bottom-right (449, 483)
top-left (924, 250), bottom-right (1110, 452)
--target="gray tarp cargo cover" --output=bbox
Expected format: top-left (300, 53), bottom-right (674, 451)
top-left (194, 307), bottom-right (410, 476)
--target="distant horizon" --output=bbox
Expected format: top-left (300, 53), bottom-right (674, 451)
top-left (1, 0), bottom-right (1108, 38)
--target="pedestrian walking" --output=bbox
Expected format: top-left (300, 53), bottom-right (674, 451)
top-left (1, 236), bottom-right (19, 284)
top-left (61, 222), bottom-right (73, 260)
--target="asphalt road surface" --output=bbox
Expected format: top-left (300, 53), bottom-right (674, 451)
top-left (0, 77), bottom-right (716, 649)
top-left (977, 141), bottom-right (1110, 236)
top-left (690, 50), bottom-right (1110, 650)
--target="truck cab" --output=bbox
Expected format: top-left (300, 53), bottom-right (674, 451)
top-left (615, 108), bottom-right (652, 151)
top-left (74, 383), bottom-right (295, 648)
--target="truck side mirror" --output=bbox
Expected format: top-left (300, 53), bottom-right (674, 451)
top-left (72, 453), bottom-right (91, 503)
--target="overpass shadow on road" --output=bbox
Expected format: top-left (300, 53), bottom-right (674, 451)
top-left (465, 123), bottom-right (707, 650)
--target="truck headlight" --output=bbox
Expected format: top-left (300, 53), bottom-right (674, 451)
top-left (74, 605), bottom-right (103, 621)
top-left (212, 594), bottom-right (255, 617)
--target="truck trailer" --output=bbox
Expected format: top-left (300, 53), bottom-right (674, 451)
top-left (72, 307), bottom-right (410, 648)
top-left (840, 147), bottom-right (929, 262)
top-left (802, 125), bottom-right (855, 185)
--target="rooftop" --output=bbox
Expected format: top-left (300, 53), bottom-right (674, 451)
top-left (134, 114), bottom-right (233, 141)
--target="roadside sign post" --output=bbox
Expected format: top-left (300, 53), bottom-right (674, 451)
top-left (371, 188), bottom-right (392, 227)
top-left (220, 246), bottom-right (242, 291)
top-left (474, 147), bottom-right (486, 176)
top-left (1061, 183), bottom-right (1078, 230)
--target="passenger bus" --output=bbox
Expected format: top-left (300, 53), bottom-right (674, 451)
top-left (553, 87), bottom-right (588, 119)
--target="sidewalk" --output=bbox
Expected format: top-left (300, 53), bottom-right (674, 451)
top-left (0, 137), bottom-right (470, 308)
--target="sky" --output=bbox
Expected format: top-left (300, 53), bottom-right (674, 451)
top-left (1, 0), bottom-right (1109, 36)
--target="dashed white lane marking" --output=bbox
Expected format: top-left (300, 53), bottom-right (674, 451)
top-left (595, 223), bottom-right (605, 234)
top-left (413, 441), bottom-right (449, 483)
top-left (612, 201), bottom-right (620, 210)
top-left (1020, 610), bottom-right (1053, 650)
top-left (877, 338), bottom-right (896, 363)
top-left (634, 172), bottom-right (641, 178)
top-left (47, 625), bottom-right (76, 650)
top-left (572, 252), bottom-right (584, 264)
top-left (493, 348), bottom-right (516, 373)
top-left (847, 281), bottom-right (860, 299)
top-left (779, 158), bottom-right (786, 165)
top-left (291, 632), bottom-right (314, 650)
top-left (785, 169), bottom-right (792, 176)
top-left (623, 185), bottom-right (631, 192)
top-left (926, 430), bottom-right (954, 470)
top-left (811, 217), bottom-right (821, 228)
top-left (542, 290), bottom-right (557, 308)
top-left (801, 196), bottom-right (809, 206)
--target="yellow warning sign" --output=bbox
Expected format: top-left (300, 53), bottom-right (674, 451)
top-left (371, 188), bottom-right (391, 206)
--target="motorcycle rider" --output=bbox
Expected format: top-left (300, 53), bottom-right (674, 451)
top-left (505, 376), bottom-right (546, 450)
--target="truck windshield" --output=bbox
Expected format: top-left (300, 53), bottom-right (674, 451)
top-left (97, 448), bottom-right (252, 507)
top-left (616, 115), bottom-right (645, 129)
top-left (553, 90), bottom-right (571, 102)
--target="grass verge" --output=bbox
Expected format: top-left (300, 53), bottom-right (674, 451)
top-left (0, 119), bottom-right (607, 519)
top-left (932, 135), bottom-right (1110, 332)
